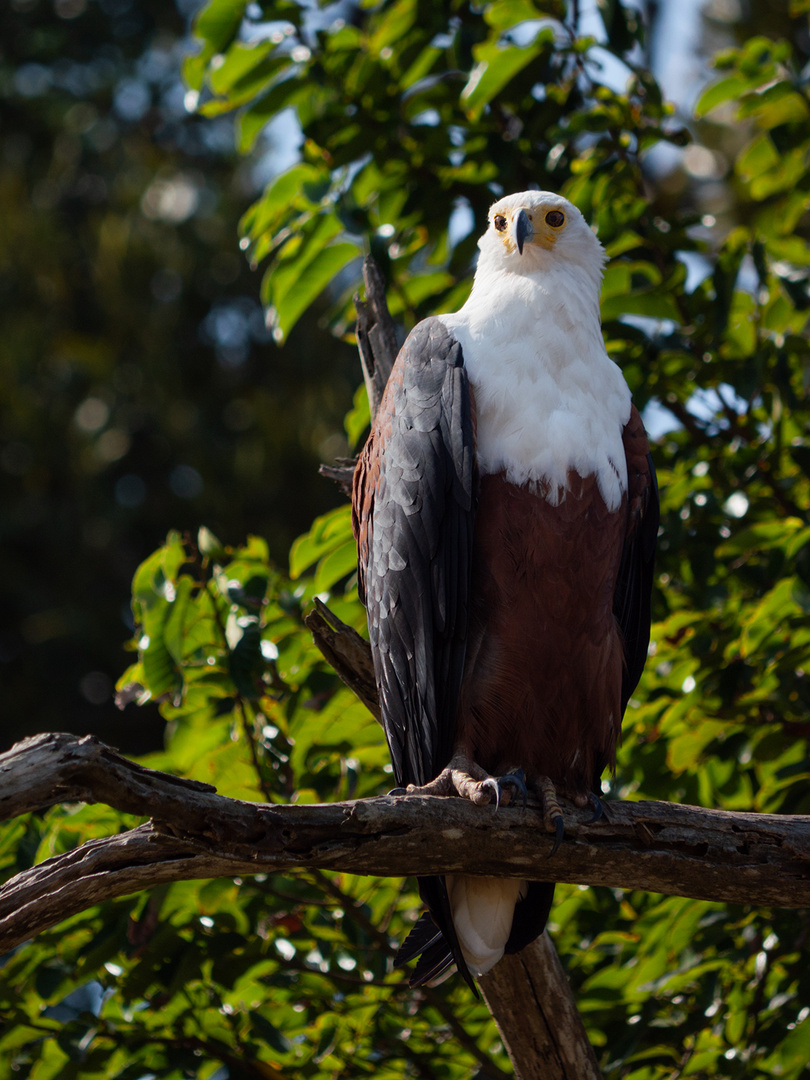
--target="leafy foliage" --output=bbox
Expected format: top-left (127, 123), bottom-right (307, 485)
top-left (182, 0), bottom-right (687, 343)
top-left (2, 1), bottom-right (810, 1078)
top-left (0, 0), bottom-right (359, 753)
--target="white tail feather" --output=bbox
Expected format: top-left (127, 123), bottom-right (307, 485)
top-left (446, 874), bottom-right (527, 976)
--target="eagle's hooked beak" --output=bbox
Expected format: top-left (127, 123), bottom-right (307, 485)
top-left (513, 209), bottom-right (534, 255)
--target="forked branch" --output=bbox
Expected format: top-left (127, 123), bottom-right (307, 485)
top-left (2, 731), bottom-right (809, 961)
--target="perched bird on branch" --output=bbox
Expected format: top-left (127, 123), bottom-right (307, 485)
top-left (352, 191), bottom-right (658, 990)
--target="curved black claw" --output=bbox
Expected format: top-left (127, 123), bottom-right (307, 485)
top-left (586, 791), bottom-right (605, 824)
top-left (387, 786), bottom-right (408, 796)
top-left (548, 814), bottom-right (565, 858)
top-left (497, 769), bottom-right (528, 808)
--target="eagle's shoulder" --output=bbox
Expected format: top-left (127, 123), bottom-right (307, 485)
top-left (393, 315), bottom-right (466, 387)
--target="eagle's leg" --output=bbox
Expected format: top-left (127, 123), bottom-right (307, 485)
top-left (389, 754), bottom-right (526, 808)
top-left (535, 776), bottom-right (566, 857)
top-left (534, 781), bottom-right (605, 854)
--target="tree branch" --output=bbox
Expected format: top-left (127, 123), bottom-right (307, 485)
top-left (318, 255), bottom-right (402, 495)
top-left (2, 732), bottom-right (809, 959)
top-left (479, 933), bottom-right (602, 1080)
top-left (303, 599), bottom-right (380, 719)
top-left (354, 254), bottom-right (400, 422)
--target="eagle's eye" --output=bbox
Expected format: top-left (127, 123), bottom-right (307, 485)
top-left (545, 210), bottom-right (565, 228)
top-left (493, 214), bottom-right (507, 232)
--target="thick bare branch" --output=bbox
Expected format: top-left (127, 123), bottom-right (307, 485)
top-left (479, 933), bottom-right (603, 1080)
top-left (318, 256), bottom-right (400, 495)
top-left (317, 255), bottom-right (399, 494)
top-left (354, 254), bottom-right (400, 422)
top-left (303, 599), bottom-right (380, 719)
top-left (2, 732), bottom-right (810, 957)
top-left (0, 732), bottom-right (263, 838)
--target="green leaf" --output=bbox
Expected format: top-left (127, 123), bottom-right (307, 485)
top-left (290, 506), bottom-right (353, 579)
top-left (209, 41), bottom-right (274, 94)
top-left (601, 288), bottom-right (681, 322)
top-left (399, 44), bottom-right (442, 91)
top-left (485, 0), bottom-right (562, 28)
top-left (236, 77), bottom-right (309, 153)
top-left (369, 0), bottom-right (418, 52)
top-left (345, 382), bottom-right (371, 450)
top-left (241, 163), bottom-right (325, 244)
top-left (227, 618), bottom-right (265, 699)
top-left (736, 134), bottom-right (779, 181)
top-left (737, 80), bottom-right (810, 127)
top-left (313, 539), bottom-right (358, 593)
top-left (131, 532), bottom-right (186, 611)
top-left (194, 0), bottom-right (247, 54)
top-left (461, 37), bottom-right (547, 117)
top-left (198, 526), bottom-right (226, 559)
top-left (694, 74), bottom-right (750, 116)
top-left (207, 47), bottom-right (290, 112)
top-left (266, 241), bottom-right (360, 341)
top-left (248, 1010), bottom-right (292, 1054)
top-left (141, 606), bottom-right (182, 700)
top-left (163, 574), bottom-right (196, 666)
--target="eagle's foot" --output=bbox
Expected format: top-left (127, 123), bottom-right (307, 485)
top-left (386, 756), bottom-right (491, 803)
top-left (447, 754), bottom-right (500, 806)
top-left (536, 776), bottom-right (565, 857)
top-left (388, 756), bottom-right (527, 809)
top-left (386, 772), bottom-right (457, 798)
top-left (449, 758), bottom-right (530, 808)
top-left (496, 768), bottom-right (528, 809)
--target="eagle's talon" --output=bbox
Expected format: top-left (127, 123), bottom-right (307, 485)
top-left (387, 787), bottom-right (408, 796)
top-left (480, 776), bottom-right (501, 809)
top-left (586, 791), bottom-right (604, 824)
top-left (548, 814), bottom-right (565, 857)
top-left (497, 769), bottom-right (528, 808)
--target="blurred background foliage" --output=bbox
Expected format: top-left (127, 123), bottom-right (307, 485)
top-left (0, 0), bottom-right (359, 753)
top-left (3, 0), bottom-right (810, 1077)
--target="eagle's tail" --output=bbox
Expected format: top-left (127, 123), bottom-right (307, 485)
top-left (396, 875), bottom-right (475, 990)
top-left (395, 876), bottom-right (554, 988)
top-left (446, 874), bottom-right (527, 975)
top-left (395, 912), bottom-right (456, 985)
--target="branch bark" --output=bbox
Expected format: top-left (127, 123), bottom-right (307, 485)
top-left (318, 255), bottom-right (401, 495)
top-left (354, 254), bottom-right (400, 422)
top-left (3, 732), bottom-right (810, 960)
top-left (479, 933), bottom-right (602, 1080)
top-left (303, 598), bottom-right (380, 719)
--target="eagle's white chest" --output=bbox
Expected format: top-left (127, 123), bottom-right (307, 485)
top-left (439, 262), bottom-right (631, 512)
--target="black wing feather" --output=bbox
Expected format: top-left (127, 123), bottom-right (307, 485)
top-left (353, 317), bottom-right (478, 989)
top-left (362, 317), bottom-right (476, 789)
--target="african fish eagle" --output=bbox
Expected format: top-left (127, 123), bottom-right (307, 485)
top-left (352, 190), bottom-right (658, 989)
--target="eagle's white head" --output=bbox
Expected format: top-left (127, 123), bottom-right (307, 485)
top-left (439, 188), bottom-right (631, 510)
top-left (476, 190), bottom-right (606, 289)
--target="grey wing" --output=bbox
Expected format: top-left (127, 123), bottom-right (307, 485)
top-left (352, 316), bottom-right (477, 788)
